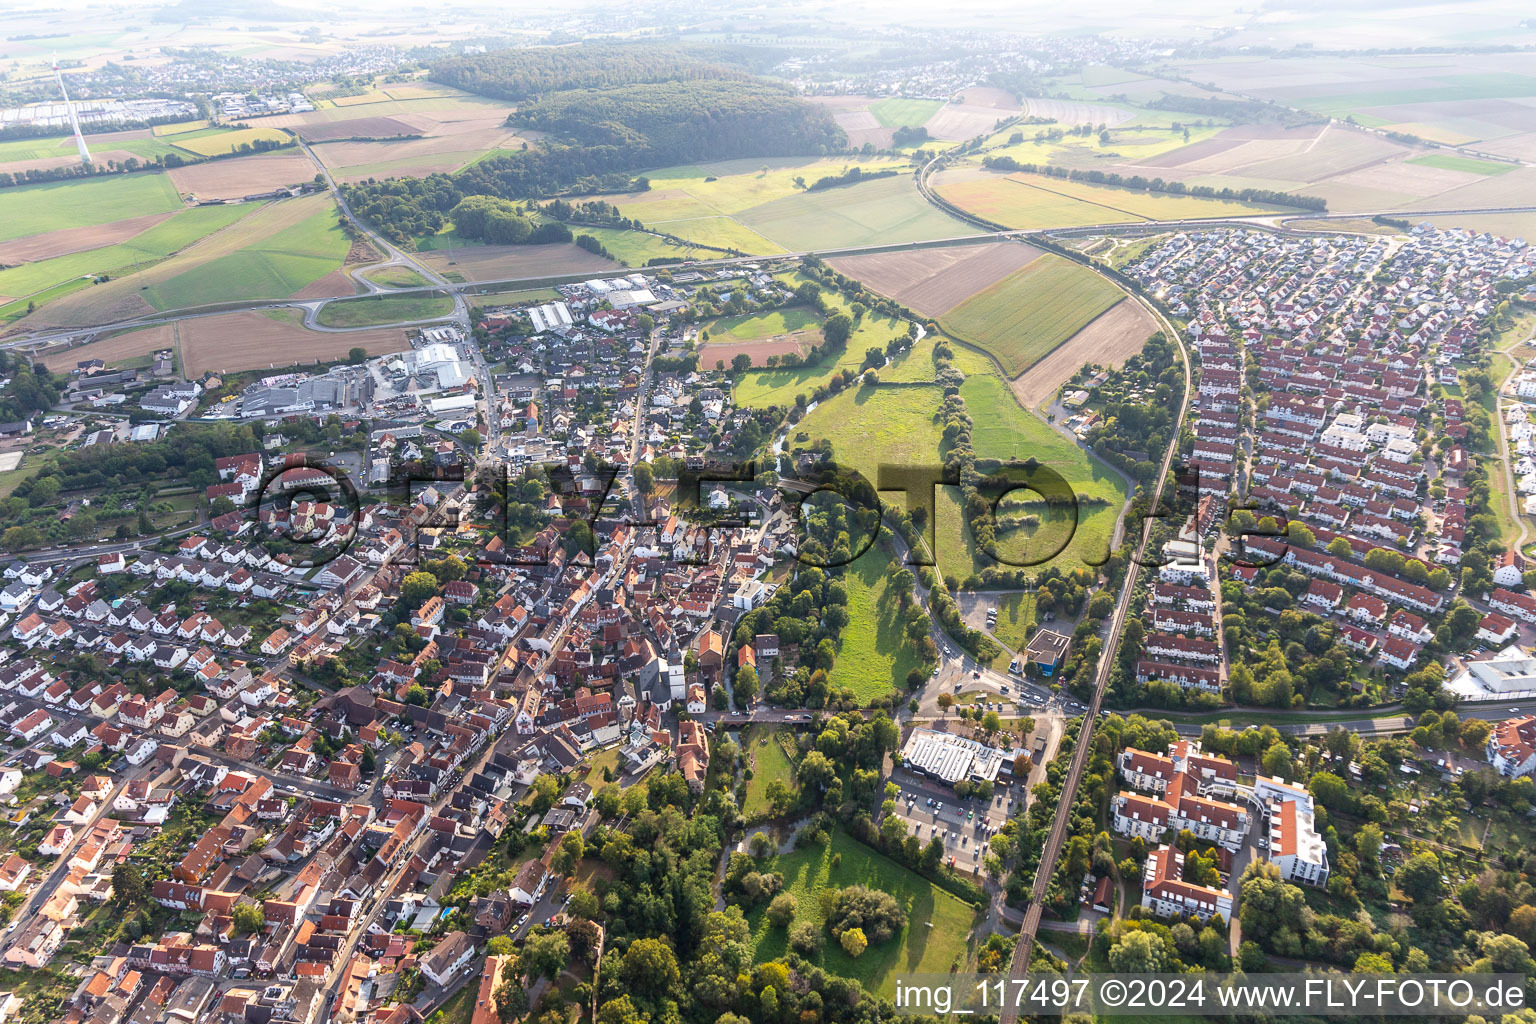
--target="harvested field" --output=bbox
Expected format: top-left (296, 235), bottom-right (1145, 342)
top-left (828, 241), bottom-right (1042, 317)
top-left (700, 337), bottom-right (809, 368)
top-left (1240, 127), bottom-right (1405, 182)
top-left (833, 110), bottom-right (880, 132)
top-left (315, 126), bottom-right (521, 181)
top-left (0, 212), bottom-right (172, 264)
top-left (1011, 299), bottom-right (1156, 408)
top-left (40, 323), bottom-right (175, 372)
top-left (171, 126), bottom-right (290, 157)
top-left (924, 102), bottom-right (1014, 141)
top-left (292, 116), bottom-right (421, 141)
top-left (1426, 210), bottom-right (1536, 239)
top-left (1023, 97), bottom-right (1135, 126)
top-left (1326, 158), bottom-right (1482, 199)
top-left (176, 310), bottom-right (410, 376)
top-left (417, 243), bottom-right (617, 283)
top-left (958, 87), bottom-right (1022, 110)
top-left (167, 151), bottom-right (319, 201)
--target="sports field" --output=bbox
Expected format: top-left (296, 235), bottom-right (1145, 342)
top-left (0, 173), bottom-right (183, 245)
top-left (316, 291), bottom-right (454, 327)
top-left (708, 306), bottom-right (822, 341)
top-left (939, 255), bottom-right (1124, 377)
top-left (748, 828), bottom-right (977, 996)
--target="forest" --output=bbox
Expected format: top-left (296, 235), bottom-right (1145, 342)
top-left (429, 42), bottom-right (787, 101)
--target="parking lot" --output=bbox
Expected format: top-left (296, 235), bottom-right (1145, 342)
top-left (888, 768), bottom-right (1023, 874)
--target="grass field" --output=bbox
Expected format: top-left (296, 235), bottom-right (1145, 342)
top-left (1405, 153), bottom-right (1517, 176)
top-left (471, 286), bottom-right (561, 306)
top-left (748, 829), bottom-right (977, 994)
top-left (0, 203), bottom-right (252, 307)
top-left (171, 126), bottom-right (291, 157)
top-left (576, 226), bottom-right (714, 265)
top-left (940, 255), bottom-right (1124, 377)
top-left (360, 265), bottom-right (431, 289)
top-left (152, 120), bottom-right (211, 136)
top-left (869, 98), bottom-right (945, 128)
top-left (741, 725), bottom-right (798, 818)
top-left (0, 133), bottom-right (186, 169)
top-left (936, 371), bottom-right (1127, 577)
top-left (143, 198), bottom-right (351, 310)
top-left (316, 291), bottom-right (454, 327)
top-left (733, 273), bottom-right (914, 409)
top-left (985, 591), bottom-right (1039, 654)
top-left (0, 173), bottom-right (182, 244)
top-left (828, 540), bottom-right (926, 702)
top-left (708, 306), bottom-right (822, 341)
top-left (792, 384), bottom-right (948, 492)
top-left (738, 174), bottom-right (980, 252)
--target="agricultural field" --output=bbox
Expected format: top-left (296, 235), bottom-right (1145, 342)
top-left (167, 126), bottom-right (292, 157)
top-left (939, 255), bottom-right (1125, 377)
top-left (573, 226), bottom-right (714, 266)
top-left (828, 242), bottom-right (1041, 318)
top-left (599, 157), bottom-right (975, 254)
top-left (0, 203), bottom-right (253, 326)
top-left (0, 172), bottom-right (182, 245)
top-left (1406, 153), bottom-right (1517, 176)
top-left (827, 540), bottom-right (926, 702)
top-left (0, 129), bottom-right (187, 176)
top-left (5, 194), bottom-right (353, 331)
top-left (1011, 298), bottom-right (1158, 410)
top-left (933, 169), bottom-right (1141, 230)
top-left (791, 383), bottom-right (949, 496)
top-left (45, 309), bottom-right (411, 377)
top-left (416, 242), bottom-right (617, 283)
top-left (869, 98), bottom-right (944, 128)
top-left (315, 291), bottom-right (454, 328)
top-left (166, 151), bottom-right (320, 201)
top-left (747, 829), bottom-right (977, 996)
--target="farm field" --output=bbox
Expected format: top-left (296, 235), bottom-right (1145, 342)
top-left (166, 151), bottom-right (320, 201)
top-left (940, 255), bottom-right (1125, 377)
top-left (1427, 211), bottom-right (1536, 239)
top-left (933, 169), bottom-right (1141, 230)
top-left (316, 291), bottom-right (454, 328)
top-left (1011, 299), bottom-right (1157, 409)
top-left (575, 226), bottom-right (713, 266)
top-left (827, 540), bottom-right (925, 703)
top-left (0, 129), bottom-right (187, 176)
top-left (0, 203), bottom-right (254, 319)
top-left (139, 195), bottom-right (351, 310)
top-left (169, 126), bottom-right (291, 157)
top-left (740, 726), bottom-right (798, 819)
top-left (600, 157), bottom-right (974, 254)
top-left (792, 384), bottom-right (948, 499)
top-left (43, 309), bottom-right (412, 377)
top-left (828, 242), bottom-right (1041, 318)
top-left (0, 172), bottom-right (182, 245)
top-left (1406, 153), bottom-right (1517, 176)
top-left (747, 828), bottom-right (977, 996)
top-left (416, 242), bottom-right (617, 283)
top-left (869, 98), bottom-right (944, 127)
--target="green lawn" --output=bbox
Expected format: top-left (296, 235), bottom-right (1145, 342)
top-left (828, 539), bottom-right (926, 702)
top-left (741, 725), bottom-right (798, 818)
top-left (316, 291), bottom-right (454, 327)
top-left (0, 172), bottom-right (183, 243)
top-left (869, 98), bottom-right (945, 128)
top-left (0, 202), bottom-right (253, 301)
top-left (144, 199), bottom-right (352, 309)
top-left (749, 829), bottom-right (977, 995)
top-left (471, 286), bottom-right (561, 306)
top-left (986, 591), bottom-right (1038, 654)
top-left (708, 305), bottom-right (822, 341)
top-left (1406, 153), bottom-right (1517, 176)
top-left (940, 255), bottom-right (1124, 377)
top-left (793, 383), bottom-right (948, 494)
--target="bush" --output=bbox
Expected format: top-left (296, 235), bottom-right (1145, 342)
top-left (826, 885), bottom-right (906, 945)
top-left (789, 920), bottom-right (822, 956)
